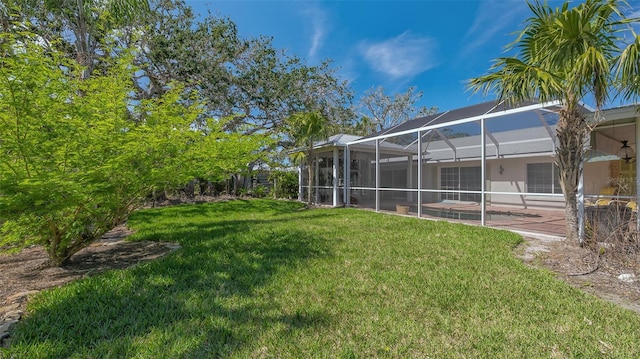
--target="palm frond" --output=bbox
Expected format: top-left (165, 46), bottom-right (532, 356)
top-left (469, 0), bottom-right (630, 109)
top-left (571, 46), bottom-right (612, 107)
top-left (467, 57), bottom-right (563, 105)
top-left (616, 33), bottom-right (640, 101)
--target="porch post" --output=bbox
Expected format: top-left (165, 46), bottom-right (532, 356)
top-left (406, 154), bottom-right (413, 203)
top-left (376, 139), bottom-right (380, 212)
top-left (480, 118), bottom-right (487, 226)
top-left (344, 146), bottom-right (350, 207)
top-left (314, 153), bottom-right (319, 204)
top-left (417, 131), bottom-right (422, 218)
top-left (298, 162), bottom-right (303, 202)
top-left (333, 148), bottom-right (339, 207)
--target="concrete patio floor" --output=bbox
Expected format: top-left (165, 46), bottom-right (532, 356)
top-left (418, 202), bottom-right (566, 238)
top-left (353, 201), bottom-right (567, 238)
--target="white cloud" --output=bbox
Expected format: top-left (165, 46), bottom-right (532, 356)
top-left (462, 0), bottom-right (529, 55)
top-left (302, 4), bottom-right (328, 61)
top-left (359, 32), bottom-right (439, 79)
top-left (337, 57), bottom-right (360, 86)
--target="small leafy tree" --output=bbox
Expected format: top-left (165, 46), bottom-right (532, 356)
top-left (184, 120), bottom-right (274, 196)
top-left (0, 34), bottom-right (201, 265)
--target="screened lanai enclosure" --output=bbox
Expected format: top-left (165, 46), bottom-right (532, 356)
top-left (298, 101), bottom-right (640, 239)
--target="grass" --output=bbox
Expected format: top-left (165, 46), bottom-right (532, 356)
top-left (3, 199), bottom-right (640, 358)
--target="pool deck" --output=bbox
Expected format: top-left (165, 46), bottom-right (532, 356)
top-left (417, 202), bottom-right (566, 238)
top-left (351, 200), bottom-right (640, 239)
top-left (352, 200), bottom-right (567, 238)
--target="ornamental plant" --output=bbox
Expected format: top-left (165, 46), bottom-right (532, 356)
top-left (0, 33), bottom-right (270, 265)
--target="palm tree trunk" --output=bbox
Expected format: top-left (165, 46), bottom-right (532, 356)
top-left (556, 106), bottom-right (588, 243)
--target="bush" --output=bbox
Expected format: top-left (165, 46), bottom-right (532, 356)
top-left (252, 185), bottom-right (269, 198)
top-left (270, 170), bottom-right (298, 199)
top-left (0, 34), bottom-right (272, 265)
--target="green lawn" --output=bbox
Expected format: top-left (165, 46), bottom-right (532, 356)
top-left (3, 199), bottom-right (640, 358)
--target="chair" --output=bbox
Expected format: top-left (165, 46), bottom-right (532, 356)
top-left (592, 186), bottom-right (619, 207)
top-left (626, 201), bottom-right (637, 212)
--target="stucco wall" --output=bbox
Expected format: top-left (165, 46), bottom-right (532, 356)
top-left (344, 154), bottom-right (608, 210)
top-left (488, 157), bottom-right (564, 209)
top-left (584, 161), bottom-right (612, 197)
top-left (418, 156), bottom-right (566, 209)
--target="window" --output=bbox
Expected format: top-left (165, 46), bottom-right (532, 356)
top-left (441, 167), bottom-right (459, 201)
top-left (440, 166), bottom-right (481, 202)
top-left (527, 163), bottom-right (561, 194)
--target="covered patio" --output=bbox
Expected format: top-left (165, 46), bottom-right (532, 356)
top-left (299, 101), bottom-right (640, 240)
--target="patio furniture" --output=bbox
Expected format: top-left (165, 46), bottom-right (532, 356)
top-left (396, 204), bottom-right (410, 215)
top-left (588, 186), bottom-right (619, 207)
top-left (585, 201), bottom-right (634, 240)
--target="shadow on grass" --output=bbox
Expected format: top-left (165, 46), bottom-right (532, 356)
top-left (9, 200), bottom-right (336, 357)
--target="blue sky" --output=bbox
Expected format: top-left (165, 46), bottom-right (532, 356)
top-left (186, 0), bottom-right (637, 113)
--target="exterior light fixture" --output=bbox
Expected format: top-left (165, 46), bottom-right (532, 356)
top-left (618, 140), bottom-right (635, 163)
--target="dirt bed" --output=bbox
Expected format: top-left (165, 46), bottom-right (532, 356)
top-left (517, 235), bottom-right (640, 314)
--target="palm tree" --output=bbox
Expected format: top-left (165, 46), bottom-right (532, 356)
top-left (286, 111), bottom-right (331, 205)
top-left (468, 0), bottom-right (640, 243)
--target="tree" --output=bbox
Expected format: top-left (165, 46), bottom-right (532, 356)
top-left (8, 0), bottom-right (150, 78)
top-left (285, 111), bottom-right (331, 204)
top-left (182, 117), bottom-right (274, 196)
top-left (0, 38), bottom-right (177, 264)
top-left (127, 1), bottom-right (354, 190)
top-left (284, 59), bottom-right (354, 128)
top-left (357, 86), bottom-right (437, 133)
top-left (468, 0), bottom-right (640, 243)
top-left (124, 1), bottom-right (351, 136)
top-left (42, 0), bottom-right (149, 78)
top-left (279, 58), bottom-right (354, 204)
top-left (0, 33), bottom-right (270, 265)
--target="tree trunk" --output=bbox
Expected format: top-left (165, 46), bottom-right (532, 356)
top-left (73, 0), bottom-right (94, 80)
top-left (197, 178), bottom-right (209, 196)
top-left (232, 174), bottom-right (239, 196)
top-left (556, 106), bottom-right (588, 243)
top-left (46, 221), bottom-right (100, 267)
top-left (184, 179), bottom-right (196, 198)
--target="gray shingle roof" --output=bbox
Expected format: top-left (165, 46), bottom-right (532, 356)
top-left (361, 100), bottom-right (544, 140)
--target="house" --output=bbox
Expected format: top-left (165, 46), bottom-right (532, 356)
top-left (299, 100), bottom-right (640, 238)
